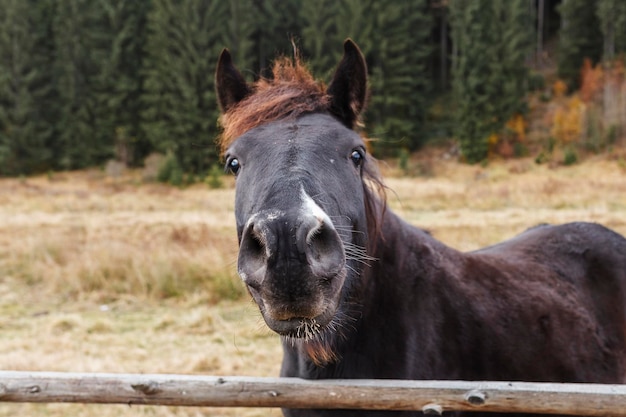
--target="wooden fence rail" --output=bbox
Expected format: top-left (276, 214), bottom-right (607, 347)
top-left (1, 371), bottom-right (626, 415)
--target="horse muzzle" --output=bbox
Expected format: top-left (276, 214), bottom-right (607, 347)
top-left (237, 205), bottom-right (346, 338)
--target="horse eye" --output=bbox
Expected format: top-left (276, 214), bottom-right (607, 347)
top-left (350, 150), bottom-right (363, 168)
top-left (226, 157), bottom-right (240, 175)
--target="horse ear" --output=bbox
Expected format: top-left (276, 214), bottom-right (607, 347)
top-left (327, 39), bottom-right (368, 129)
top-left (215, 48), bottom-right (251, 112)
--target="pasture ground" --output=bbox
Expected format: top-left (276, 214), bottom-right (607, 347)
top-left (1, 156), bottom-right (625, 416)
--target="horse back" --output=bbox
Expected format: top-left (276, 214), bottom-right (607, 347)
top-left (464, 222), bottom-right (626, 383)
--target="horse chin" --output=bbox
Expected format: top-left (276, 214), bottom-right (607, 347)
top-left (275, 312), bottom-right (343, 367)
top-left (262, 300), bottom-right (349, 367)
top-left (262, 304), bottom-right (338, 340)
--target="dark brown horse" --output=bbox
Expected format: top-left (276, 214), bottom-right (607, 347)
top-left (215, 40), bottom-right (626, 416)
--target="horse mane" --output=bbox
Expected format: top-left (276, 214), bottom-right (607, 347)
top-left (217, 55), bottom-right (331, 154)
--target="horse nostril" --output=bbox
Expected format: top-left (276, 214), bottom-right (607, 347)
top-left (305, 219), bottom-right (345, 278)
top-left (307, 223), bottom-right (333, 259)
top-left (244, 223), bottom-right (265, 256)
top-left (238, 222), bottom-right (268, 286)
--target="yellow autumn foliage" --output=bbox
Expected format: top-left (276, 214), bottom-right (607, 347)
top-left (487, 114), bottom-right (527, 158)
top-left (553, 79), bottom-right (568, 98)
top-left (551, 96), bottom-right (585, 144)
top-left (506, 114), bottom-right (527, 141)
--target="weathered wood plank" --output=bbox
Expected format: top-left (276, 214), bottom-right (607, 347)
top-left (1, 371), bottom-right (626, 415)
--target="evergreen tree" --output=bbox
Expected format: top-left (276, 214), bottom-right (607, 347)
top-left (142, 0), bottom-right (243, 175)
top-left (299, 0), bottom-right (377, 79)
top-left (451, 0), bottom-right (497, 163)
top-left (367, 0), bottom-right (433, 154)
top-left (300, 0), bottom-right (340, 76)
top-left (495, 0), bottom-right (533, 119)
top-left (227, 0), bottom-right (256, 73)
top-left (596, 0), bottom-right (626, 61)
top-left (0, 0), bottom-right (56, 175)
top-left (53, 0), bottom-right (111, 169)
top-left (251, 0), bottom-right (303, 77)
top-left (558, 0), bottom-right (603, 89)
top-left (334, 0), bottom-right (374, 49)
top-left (451, 0), bottom-right (532, 163)
top-left (93, 0), bottom-right (151, 166)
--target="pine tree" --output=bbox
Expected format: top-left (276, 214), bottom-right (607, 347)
top-left (53, 0), bottom-right (111, 169)
top-left (358, 0), bottom-right (433, 155)
top-left (227, 0), bottom-right (256, 73)
top-left (142, 0), bottom-right (238, 175)
top-left (334, 0), bottom-right (374, 48)
top-left (397, 0), bottom-right (433, 150)
top-left (451, 0), bottom-right (532, 163)
top-left (251, 0), bottom-right (303, 77)
top-left (0, 0), bottom-right (56, 175)
top-left (451, 0), bottom-right (498, 163)
top-left (300, 1), bottom-right (340, 76)
top-left (498, 0), bottom-right (533, 118)
top-left (558, 0), bottom-right (603, 89)
top-left (299, 0), bottom-right (378, 80)
top-left (92, 0), bottom-right (151, 166)
top-left (596, 0), bottom-right (626, 61)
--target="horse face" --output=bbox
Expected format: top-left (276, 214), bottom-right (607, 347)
top-left (225, 114), bottom-right (369, 339)
top-left (216, 40), bottom-right (371, 343)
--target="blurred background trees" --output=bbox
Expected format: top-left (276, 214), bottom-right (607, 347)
top-left (451, 0), bottom-right (533, 163)
top-left (0, 0), bottom-right (624, 176)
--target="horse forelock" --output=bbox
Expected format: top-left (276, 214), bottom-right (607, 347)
top-left (218, 56), bottom-right (330, 154)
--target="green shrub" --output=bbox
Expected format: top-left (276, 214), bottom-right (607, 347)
top-left (563, 147), bottom-right (578, 166)
top-left (606, 125), bottom-right (618, 146)
top-left (169, 167), bottom-right (183, 186)
top-left (513, 142), bottom-right (529, 157)
top-left (206, 164), bottom-right (224, 189)
top-left (528, 71), bottom-right (545, 91)
top-left (157, 152), bottom-right (184, 186)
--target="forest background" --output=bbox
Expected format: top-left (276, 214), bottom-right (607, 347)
top-left (1, 0), bottom-right (625, 179)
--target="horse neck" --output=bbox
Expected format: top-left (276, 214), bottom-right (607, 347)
top-left (364, 208), bottom-right (463, 305)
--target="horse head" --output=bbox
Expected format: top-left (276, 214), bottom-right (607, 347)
top-left (215, 40), bottom-right (383, 364)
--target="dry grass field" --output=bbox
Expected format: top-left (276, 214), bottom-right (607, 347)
top-left (1, 156), bottom-right (625, 416)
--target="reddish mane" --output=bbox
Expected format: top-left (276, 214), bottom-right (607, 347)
top-left (217, 56), bottom-right (331, 155)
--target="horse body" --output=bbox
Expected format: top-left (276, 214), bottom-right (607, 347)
top-left (215, 40), bottom-right (626, 416)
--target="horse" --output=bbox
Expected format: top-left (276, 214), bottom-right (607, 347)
top-left (215, 40), bottom-right (626, 416)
